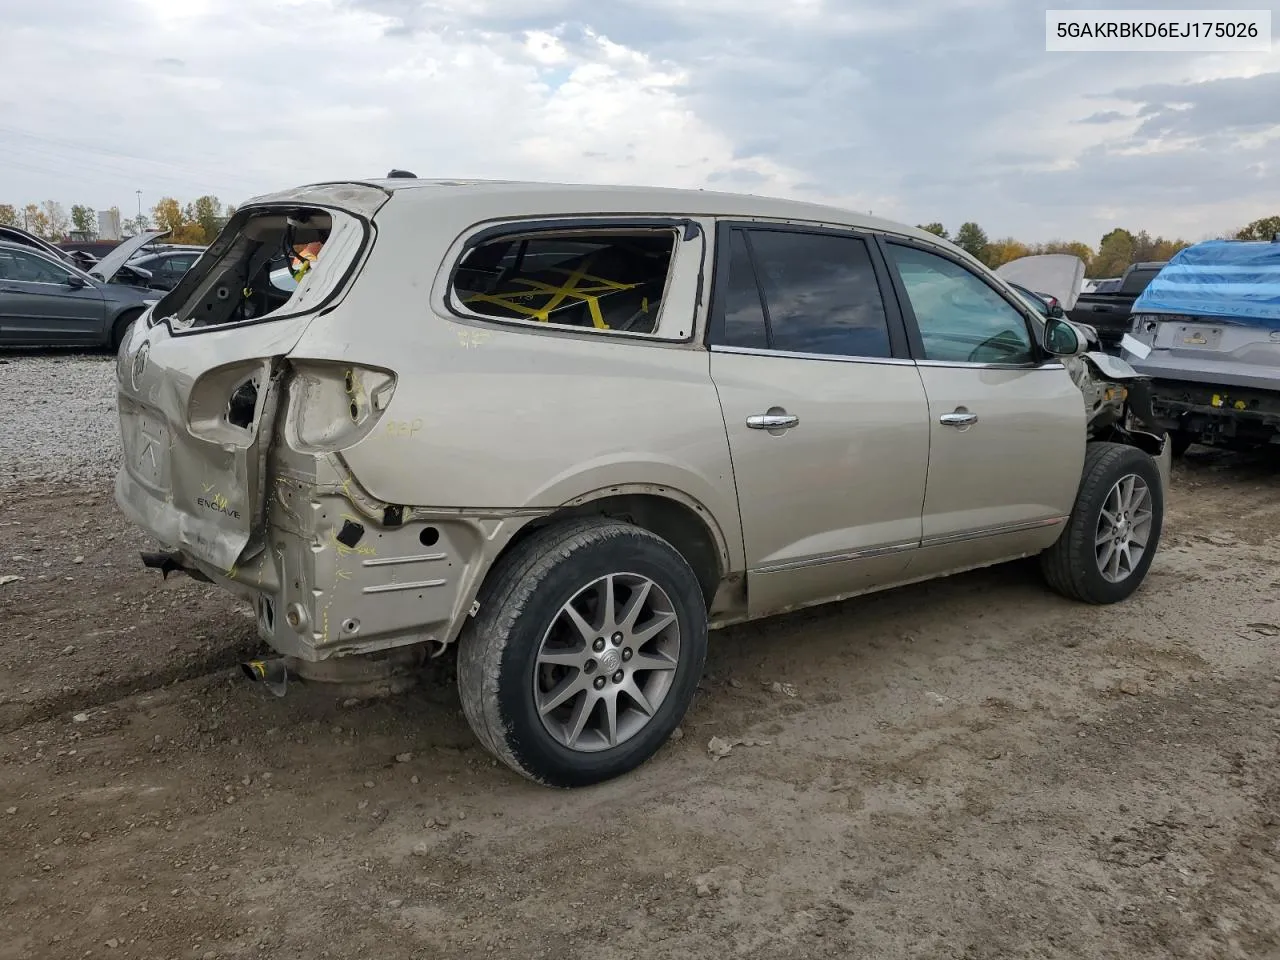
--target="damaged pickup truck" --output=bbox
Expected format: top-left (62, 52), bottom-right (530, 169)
top-left (114, 178), bottom-right (1170, 786)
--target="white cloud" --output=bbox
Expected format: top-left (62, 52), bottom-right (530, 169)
top-left (0, 0), bottom-right (1276, 242)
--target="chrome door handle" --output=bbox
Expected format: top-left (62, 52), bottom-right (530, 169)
top-left (747, 413), bottom-right (799, 430)
top-left (939, 411), bottom-right (978, 427)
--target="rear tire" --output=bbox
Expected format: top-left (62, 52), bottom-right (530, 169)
top-left (110, 310), bottom-right (143, 353)
top-left (1040, 442), bottom-right (1164, 604)
top-left (456, 518), bottom-right (707, 787)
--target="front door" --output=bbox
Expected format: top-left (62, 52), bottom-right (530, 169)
top-left (707, 224), bottom-right (930, 618)
top-left (0, 247), bottom-right (105, 344)
top-left (879, 240), bottom-right (1084, 575)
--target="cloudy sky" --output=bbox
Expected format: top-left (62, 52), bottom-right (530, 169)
top-left (2, 0), bottom-right (1277, 245)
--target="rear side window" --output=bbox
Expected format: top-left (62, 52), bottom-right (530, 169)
top-left (452, 229), bottom-right (677, 336)
top-left (710, 227), bottom-right (893, 360)
top-left (1120, 268), bottom-right (1159, 296)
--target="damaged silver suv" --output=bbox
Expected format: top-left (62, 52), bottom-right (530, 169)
top-left (114, 177), bottom-right (1170, 787)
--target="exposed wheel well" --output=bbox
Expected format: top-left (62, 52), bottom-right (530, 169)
top-left (111, 308), bottom-right (144, 350)
top-left (495, 494), bottom-right (723, 607)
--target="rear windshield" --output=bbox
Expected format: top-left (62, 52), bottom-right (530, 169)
top-left (149, 206), bottom-right (366, 332)
top-left (1119, 268), bottom-right (1159, 296)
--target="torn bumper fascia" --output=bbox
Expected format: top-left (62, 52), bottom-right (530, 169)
top-left (138, 458), bottom-right (545, 662)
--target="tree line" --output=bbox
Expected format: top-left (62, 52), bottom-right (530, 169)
top-left (0, 196), bottom-right (235, 245)
top-left (917, 215), bottom-right (1280, 278)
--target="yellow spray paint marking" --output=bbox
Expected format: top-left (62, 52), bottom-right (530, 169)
top-left (329, 531), bottom-right (376, 557)
top-left (461, 255), bottom-right (641, 330)
top-left (335, 568), bottom-right (353, 582)
top-left (457, 329), bottom-right (492, 349)
top-left (385, 419), bottom-right (424, 439)
top-left (201, 481), bottom-right (215, 494)
top-left (211, 492), bottom-right (230, 512)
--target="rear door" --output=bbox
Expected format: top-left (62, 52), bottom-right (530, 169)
top-left (878, 239), bottom-right (1083, 576)
top-left (708, 223), bottom-right (930, 617)
top-left (0, 247), bottom-right (106, 344)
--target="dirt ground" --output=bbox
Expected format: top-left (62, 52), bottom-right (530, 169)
top-left (1, 450), bottom-right (1278, 960)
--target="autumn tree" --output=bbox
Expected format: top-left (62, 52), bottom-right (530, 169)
top-left (1235, 215), bottom-right (1280, 241)
top-left (40, 201), bottom-right (69, 240)
top-left (1035, 240), bottom-right (1095, 274)
top-left (0, 204), bottom-right (17, 227)
top-left (70, 204), bottom-right (97, 238)
top-left (954, 222), bottom-right (989, 262)
top-left (918, 222), bottom-right (949, 239)
top-left (152, 196), bottom-right (207, 243)
top-left (984, 237), bottom-right (1032, 268)
top-left (22, 203), bottom-right (49, 238)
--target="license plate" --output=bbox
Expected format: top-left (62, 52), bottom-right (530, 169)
top-left (1176, 325), bottom-right (1222, 349)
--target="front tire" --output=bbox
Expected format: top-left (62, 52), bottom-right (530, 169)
top-left (457, 518), bottom-right (708, 787)
top-left (1040, 442), bottom-right (1164, 604)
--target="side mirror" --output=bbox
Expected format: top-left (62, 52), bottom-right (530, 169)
top-left (65, 274), bottom-right (88, 289)
top-left (1043, 317), bottom-right (1085, 357)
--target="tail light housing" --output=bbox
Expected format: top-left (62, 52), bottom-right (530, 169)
top-left (286, 360), bottom-right (397, 453)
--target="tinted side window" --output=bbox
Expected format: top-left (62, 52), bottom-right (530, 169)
top-left (0, 249), bottom-right (70, 284)
top-left (885, 244), bottom-right (1034, 365)
top-left (716, 229), bottom-right (769, 349)
top-left (748, 231), bottom-right (892, 359)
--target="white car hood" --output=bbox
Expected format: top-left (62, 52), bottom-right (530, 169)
top-left (996, 254), bottom-right (1085, 311)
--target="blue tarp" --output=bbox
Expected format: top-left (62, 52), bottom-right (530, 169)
top-left (1132, 239), bottom-right (1280, 327)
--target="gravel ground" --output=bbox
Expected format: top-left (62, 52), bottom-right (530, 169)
top-left (2, 355), bottom-right (1279, 960)
top-left (0, 353), bottom-right (119, 486)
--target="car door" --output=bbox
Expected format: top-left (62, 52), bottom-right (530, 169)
top-left (878, 239), bottom-right (1084, 576)
top-left (707, 224), bottom-right (931, 618)
top-left (0, 247), bottom-right (106, 344)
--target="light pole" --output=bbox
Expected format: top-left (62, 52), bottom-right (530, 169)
top-left (136, 190), bottom-right (142, 230)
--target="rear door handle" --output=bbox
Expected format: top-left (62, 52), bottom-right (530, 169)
top-left (939, 411), bottom-right (979, 427)
top-left (747, 413), bottom-right (799, 430)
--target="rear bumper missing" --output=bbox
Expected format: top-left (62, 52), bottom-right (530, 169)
top-left (128, 471), bottom-right (524, 662)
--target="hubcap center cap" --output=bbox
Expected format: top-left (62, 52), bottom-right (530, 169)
top-left (598, 648), bottom-right (622, 674)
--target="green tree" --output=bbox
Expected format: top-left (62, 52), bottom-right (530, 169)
top-left (1235, 215), bottom-right (1280, 241)
top-left (917, 222), bottom-right (949, 239)
top-left (954, 222), bottom-right (989, 262)
top-left (0, 204), bottom-right (17, 227)
top-left (1035, 240), bottom-right (1095, 274)
top-left (70, 204), bottom-right (97, 237)
top-left (1091, 228), bottom-right (1136, 278)
top-left (185, 195), bottom-right (223, 243)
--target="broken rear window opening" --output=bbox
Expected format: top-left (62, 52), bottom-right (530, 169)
top-left (148, 205), bottom-right (367, 333)
top-left (451, 229), bottom-right (677, 336)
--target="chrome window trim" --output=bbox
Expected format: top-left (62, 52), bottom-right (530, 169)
top-left (710, 345), bottom-right (1063, 371)
top-left (915, 359), bottom-right (1066, 371)
top-left (710, 344), bottom-right (916, 366)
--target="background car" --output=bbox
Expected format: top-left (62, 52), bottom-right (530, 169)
top-left (0, 234), bottom-right (158, 349)
top-left (124, 249), bottom-right (202, 291)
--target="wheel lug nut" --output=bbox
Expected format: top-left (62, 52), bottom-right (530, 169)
top-left (594, 676), bottom-right (606, 690)
top-left (593, 638), bottom-right (605, 652)
top-left (612, 670), bottom-right (624, 684)
top-left (622, 648), bottom-right (632, 662)
top-left (611, 632), bottom-right (623, 645)
top-left (584, 659), bottom-right (596, 674)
